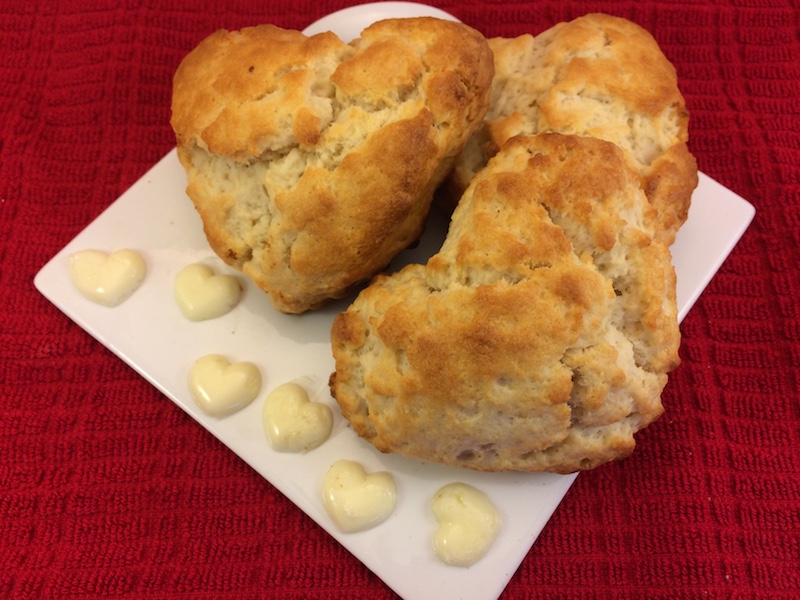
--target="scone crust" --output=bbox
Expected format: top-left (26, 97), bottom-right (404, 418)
top-left (171, 18), bottom-right (494, 313)
top-left (443, 13), bottom-right (697, 243)
top-left (331, 133), bottom-right (680, 473)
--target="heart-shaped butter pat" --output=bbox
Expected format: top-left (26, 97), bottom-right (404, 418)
top-left (188, 354), bottom-right (262, 417)
top-left (263, 382), bottom-right (333, 453)
top-left (68, 249), bottom-right (146, 307)
top-left (432, 482), bottom-right (501, 567)
top-left (174, 263), bottom-right (242, 321)
top-left (322, 460), bottom-right (397, 533)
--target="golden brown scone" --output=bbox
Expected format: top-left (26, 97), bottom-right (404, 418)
top-left (441, 13), bottom-right (698, 244)
top-left (331, 133), bottom-right (680, 473)
top-left (171, 18), bottom-right (493, 313)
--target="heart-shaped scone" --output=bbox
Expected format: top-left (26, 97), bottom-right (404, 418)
top-left (68, 249), bottom-right (146, 307)
top-left (331, 133), bottom-right (681, 473)
top-left (442, 13), bottom-right (698, 245)
top-left (263, 382), bottom-right (333, 453)
top-left (188, 354), bottom-right (262, 417)
top-left (170, 18), bottom-right (494, 313)
top-left (321, 460), bottom-right (397, 533)
top-left (432, 483), bottom-right (501, 567)
top-left (174, 263), bottom-right (242, 321)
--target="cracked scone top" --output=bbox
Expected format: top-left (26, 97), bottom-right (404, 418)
top-left (442, 13), bottom-right (698, 245)
top-left (331, 133), bottom-right (680, 473)
top-left (170, 18), bottom-right (494, 313)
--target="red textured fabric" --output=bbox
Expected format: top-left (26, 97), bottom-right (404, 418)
top-left (2, 1), bottom-right (799, 598)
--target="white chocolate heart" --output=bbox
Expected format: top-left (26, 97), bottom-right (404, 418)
top-left (263, 382), bottom-right (333, 453)
top-left (431, 482), bottom-right (501, 567)
top-left (68, 249), bottom-right (146, 307)
top-left (188, 354), bottom-right (262, 417)
top-left (322, 460), bottom-right (397, 533)
top-left (174, 263), bottom-right (242, 321)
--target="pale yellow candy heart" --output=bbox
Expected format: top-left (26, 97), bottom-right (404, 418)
top-left (322, 460), bottom-right (397, 533)
top-left (174, 263), bottom-right (242, 321)
top-left (188, 354), bottom-right (262, 417)
top-left (68, 249), bottom-right (146, 307)
top-left (263, 382), bottom-right (333, 453)
top-left (431, 482), bottom-right (501, 567)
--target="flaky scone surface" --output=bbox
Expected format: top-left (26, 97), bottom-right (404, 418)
top-left (331, 133), bottom-right (680, 473)
top-left (171, 18), bottom-right (493, 313)
top-left (443, 13), bottom-right (698, 243)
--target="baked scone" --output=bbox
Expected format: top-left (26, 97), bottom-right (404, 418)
top-left (442, 13), bottom-right (697, 243)
top-left (331, 133), bottom-right (680, 473)
top-left (171, 18), bottom-right (494, 313)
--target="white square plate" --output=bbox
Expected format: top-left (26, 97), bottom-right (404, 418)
top-left (34, 4), bottom-right (755, 599)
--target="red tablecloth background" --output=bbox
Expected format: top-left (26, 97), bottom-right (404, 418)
top-left (2, 1), bottom-right (798, 598)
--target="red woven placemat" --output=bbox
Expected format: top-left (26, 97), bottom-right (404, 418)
top-left (2, 1), bottom-right (798, 598)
